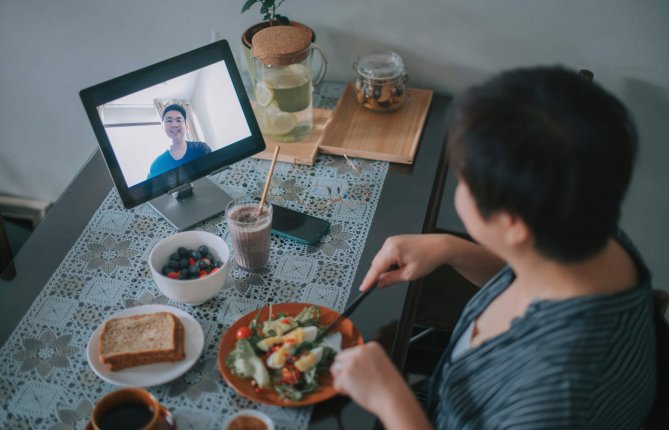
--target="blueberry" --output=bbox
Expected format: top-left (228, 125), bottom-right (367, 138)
top-left (190, 250), bottom-right (202, 260)
top-left (178, 247), bottom-right (188, 257)
top-left (197, 259), bottom-right (209, 270)
top-left (168, 260), bottom-right (180, 270)
top-left (206, 252), bottom-right (215, 262)
top-left (162, 266), bottom-right (171, 275)
top-left (188, 265), bottom-right (199, 275)
top-left (198, 245), bottom-right (209, 254)
top-left (169, 252), bottom-right (180, 261)
top-left (179, 258), bottom-right (188, 269)
top-left (179, 269), bottom-right (188, 279)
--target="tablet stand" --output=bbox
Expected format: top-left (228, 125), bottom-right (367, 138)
top-left (148, 177), bottom-right (232, 231)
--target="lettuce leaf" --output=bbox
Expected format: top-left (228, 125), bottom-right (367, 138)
top-left (226, 338), bottom-right (270, 388)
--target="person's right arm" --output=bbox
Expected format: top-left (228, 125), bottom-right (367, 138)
top-left (359, 233), bottom-right (505, 291)
top-left (331, 342), bottom-right (432, 430)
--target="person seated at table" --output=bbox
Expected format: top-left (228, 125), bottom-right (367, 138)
top-left (148, 104), bottom-right (211, 178)
top-left (330, 66), bottom-right (657, 429)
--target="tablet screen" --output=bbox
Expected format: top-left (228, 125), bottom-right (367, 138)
top-left (80, 40), bottom-right (264, 211)
top-left (103, 60), bottom-right (251, 187)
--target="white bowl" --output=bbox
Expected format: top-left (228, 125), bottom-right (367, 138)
top-left (222, 409), bottom-right (274, 430)
top-left (149, 231), bottom-right (230, 305)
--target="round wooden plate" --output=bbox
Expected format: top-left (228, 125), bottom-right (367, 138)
top-left (217, 302), bottom-right (363, 407)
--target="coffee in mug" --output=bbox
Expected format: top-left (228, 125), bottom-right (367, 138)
top-left (91, 387), bottom-right (160, 430)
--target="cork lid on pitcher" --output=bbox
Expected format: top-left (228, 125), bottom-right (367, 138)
top-left (252, 26), bottom-right (311, 66)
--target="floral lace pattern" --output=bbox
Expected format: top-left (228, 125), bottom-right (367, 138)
top-left (0, 97), bottom-right (389, 430)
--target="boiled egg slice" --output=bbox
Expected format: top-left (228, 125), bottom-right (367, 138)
top-left (294, 347), bottom-right (324, 372)
top-left (257, 335), bottom-right (284, 352)
top-left (283, 326), bottom-right (318, 345)
top-left (266, 343), bottom-right (293, 369)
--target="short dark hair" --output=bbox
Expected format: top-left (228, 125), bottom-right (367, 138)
top-left (162, 104), bottom-right (187, 122)
top-left (448, 66), bottom-right (638, 263)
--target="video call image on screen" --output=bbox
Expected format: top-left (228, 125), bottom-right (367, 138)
top-left (98, 60), bottom-right (252, 188)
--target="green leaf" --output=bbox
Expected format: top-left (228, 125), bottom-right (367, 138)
top-left (262, 316), bottom-right (298, 336)
top-left (241, 0), bottom-right (258, 13)
top-left (226, 338), bottom-right (270, 388)
top-left (292, 340), bottom-right (315, 357)
top-left (316, 347), bottom-right (336, 372)
top-left (275, 384), bottom-right (304, 401)
top-left (303, 366), bottom-right (318, 385)
top-left (295, 305), bottom-right (320, 325)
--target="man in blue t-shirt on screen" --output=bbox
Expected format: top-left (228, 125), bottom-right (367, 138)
top-left (148, 104), bottom-right (211, 179)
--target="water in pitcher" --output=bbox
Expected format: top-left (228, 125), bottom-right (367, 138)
top-left (254, 64), bottom-right (313, 142)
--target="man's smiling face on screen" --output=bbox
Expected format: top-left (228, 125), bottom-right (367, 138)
top-left (163, 110), bottom-right (187, 141)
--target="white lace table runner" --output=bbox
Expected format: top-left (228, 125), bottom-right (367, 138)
top-left (0, 84), bottom-right (389, 430)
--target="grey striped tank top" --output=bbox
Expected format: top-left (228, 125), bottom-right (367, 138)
top-left (428, 231), bottom-right (657, 429)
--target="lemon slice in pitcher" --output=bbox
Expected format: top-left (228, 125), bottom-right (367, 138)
top-left (267, 111), bottom-right (297, 135)
top-left (255, 83), bottom-right (274, 107)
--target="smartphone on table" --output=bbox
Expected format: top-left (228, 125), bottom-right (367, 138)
top-left (254, 198), bottom-right (330, 245)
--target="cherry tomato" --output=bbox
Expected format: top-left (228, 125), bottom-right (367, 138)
top-left (236, 326), bottom-right (252, 340)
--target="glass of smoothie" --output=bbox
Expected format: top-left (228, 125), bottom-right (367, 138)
top-left (225, 197), bottom-right (273, 271)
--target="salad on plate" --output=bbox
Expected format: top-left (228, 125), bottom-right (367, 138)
top-left (225, 305), bottom-right (343, 402)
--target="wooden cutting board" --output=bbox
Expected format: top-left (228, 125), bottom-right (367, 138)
top-left (319, 84), bottom-right (433, 164)
top-left (253, 108), bottom-right (332, 165)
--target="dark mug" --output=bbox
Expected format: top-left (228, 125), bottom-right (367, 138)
top-left (91, 387), bottom-right (160, 430)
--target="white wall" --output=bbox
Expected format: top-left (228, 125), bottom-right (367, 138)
top-left (1, 0), bottom-right (668, 289)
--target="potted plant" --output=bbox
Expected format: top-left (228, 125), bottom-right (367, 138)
top-left (240, 0), bottom-right (315, 52)
top-left (242, 0), bottom-right (290, 26)
top-left (240, 0), bottom-right (316, 91)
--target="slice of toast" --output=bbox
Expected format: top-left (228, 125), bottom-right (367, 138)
top-left (98, 311), bottom-right (185, 371)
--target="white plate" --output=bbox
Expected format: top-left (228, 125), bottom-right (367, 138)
top-left (87, 304), bottom-right (204, 387)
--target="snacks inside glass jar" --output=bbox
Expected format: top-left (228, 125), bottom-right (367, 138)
top-left (353, 51), bottom-right (408, 112)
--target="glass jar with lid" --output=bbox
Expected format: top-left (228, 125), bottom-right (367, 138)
top-left (252, 25), bottom-right (327, 142)
top-left (353, 51), bottom-right (408, 112)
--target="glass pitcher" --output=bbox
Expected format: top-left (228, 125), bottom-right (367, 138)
top-left (252, 26), bottom-right (327, 142)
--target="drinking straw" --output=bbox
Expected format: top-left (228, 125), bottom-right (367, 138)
top-left (258, 146), bottom-right (280, 213)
